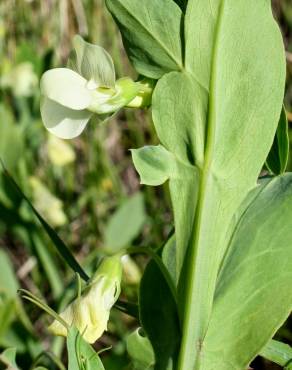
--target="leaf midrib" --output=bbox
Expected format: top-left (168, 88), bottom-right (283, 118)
top-left (178, 0), bottom-right (227, 369)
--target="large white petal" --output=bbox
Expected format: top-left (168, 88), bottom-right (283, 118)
top-left (71, 35), bottom-right (116, 88)
top-left (40, 68), bottom-right (91, 110)
top-left (41, 97), bottom-right (92, 139)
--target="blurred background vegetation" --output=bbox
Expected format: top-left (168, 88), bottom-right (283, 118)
top-left (0, 1), bottom-right (291, 369)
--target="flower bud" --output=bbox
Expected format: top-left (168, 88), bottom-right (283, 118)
top-left (121, 255), bottom-right (141, 285)
top-left (48, 255), bottom-right (122, 343)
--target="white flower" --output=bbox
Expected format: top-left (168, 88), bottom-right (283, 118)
top-left (40, 36), bottom-right (139, 139)
top-left (48, 256), bottom-right (122, 343)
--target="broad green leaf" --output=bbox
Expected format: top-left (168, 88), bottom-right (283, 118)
top-left (200, 175), bottom-right (292, 369)
top-left (127, 328), bottom-right (155, 370)
top-left (104, 192), bottom-right (146, 252)
top-left (185, 1), bottom-right (219, 89)
top-left (139, 260), bottom-right (180, 370)
top-left (131, 145), bottom-right (179, 186)
top-left (105, 0), bottom-right (183, 79)
top-left (172, 2), bottom-right (286, 367)
top-left (168, 173), bottom-right (198, 288)
top-left (152, 72), bottom-right (206, 167)
top-left (67, 326), bottom-right (105, 370)
top-left (0, 348), bottom-right (20, 369)
top-left (152, 72), bottom-right (203, 279)
top-left (41, 97), bottom-right (92, 140)
top-left (266, 107), bottom-right (289, 175)
top-left (70, 35), bottom-right (116, 88)
top-left (259, 340), bottom-right (292, 369)
top-left (1, 166), bottom-right (89, 282)
top-left (131, 142), bottom-right (198, 283)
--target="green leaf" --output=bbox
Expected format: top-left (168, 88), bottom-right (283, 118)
top-left (259, 340), bottom-right (292, 369)
top-left (131, 145), bottom-right (178, 186)
top-left (152, 72), bottom-right (203, 280)
top-left (173, 1), bottom-right (286, 367)
top-left (0, 249), bottom-right (19, 298)
top-left (70, 35), bottom-right (116, 88)
top-left (126, 328), bottom-right (155, 370)
top-left (0, 300), bottom-right (17, 340)
top-left (161, 235), bottom-right (177, 286)
top-left (131, 91), bottom-right (201, 281)
top-left (152, 72), bottom-right (206, 167)
top-left (104, 192), bottom-right (146, 252)
top-left (1, 165), bottom-right (89, 282)
top-left (168, 173), bottom-right (198, 289)
top-left (67, 326), bottom-right (105, 370)
top-left (0, 348), bottom-right (20, 369)
top-left (131, 142), bottom-right (198, 285)
top-left (266, 107), bottom-right (289, 175)
top-left (105, 0), bottom-right (183, 79)
top-left (200, 175), bottom-right (292, 369)
top-left (139, 260), bottom-right (180, 370)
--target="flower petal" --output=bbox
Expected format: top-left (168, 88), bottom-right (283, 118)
top-left (70, 35), bottom-right (116, 88)
top-left (48, 256), bottom-right (122, 343)
top-left (40, 68), bottom-right (92, 110)
top-left (41, 97), bottom-right (92, 139)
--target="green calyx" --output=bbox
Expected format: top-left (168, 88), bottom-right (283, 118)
top-left (90, 255), bottom-right (123, 286)
top-left (127, 77), bottom-right (156, 108)
top-left (87, 77), bottom-right (141, 115)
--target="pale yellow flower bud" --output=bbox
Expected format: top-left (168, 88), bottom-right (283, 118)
top-left (48, 256), bottom-right (122, 343)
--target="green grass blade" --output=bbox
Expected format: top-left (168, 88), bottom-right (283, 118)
top-left (260, 340), bottom-right (292, 369)
top-left (1, 162), bottom-right (89, 282)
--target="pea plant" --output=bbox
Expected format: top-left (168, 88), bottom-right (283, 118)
top-left (6, 0), bottom-right (292, 369)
